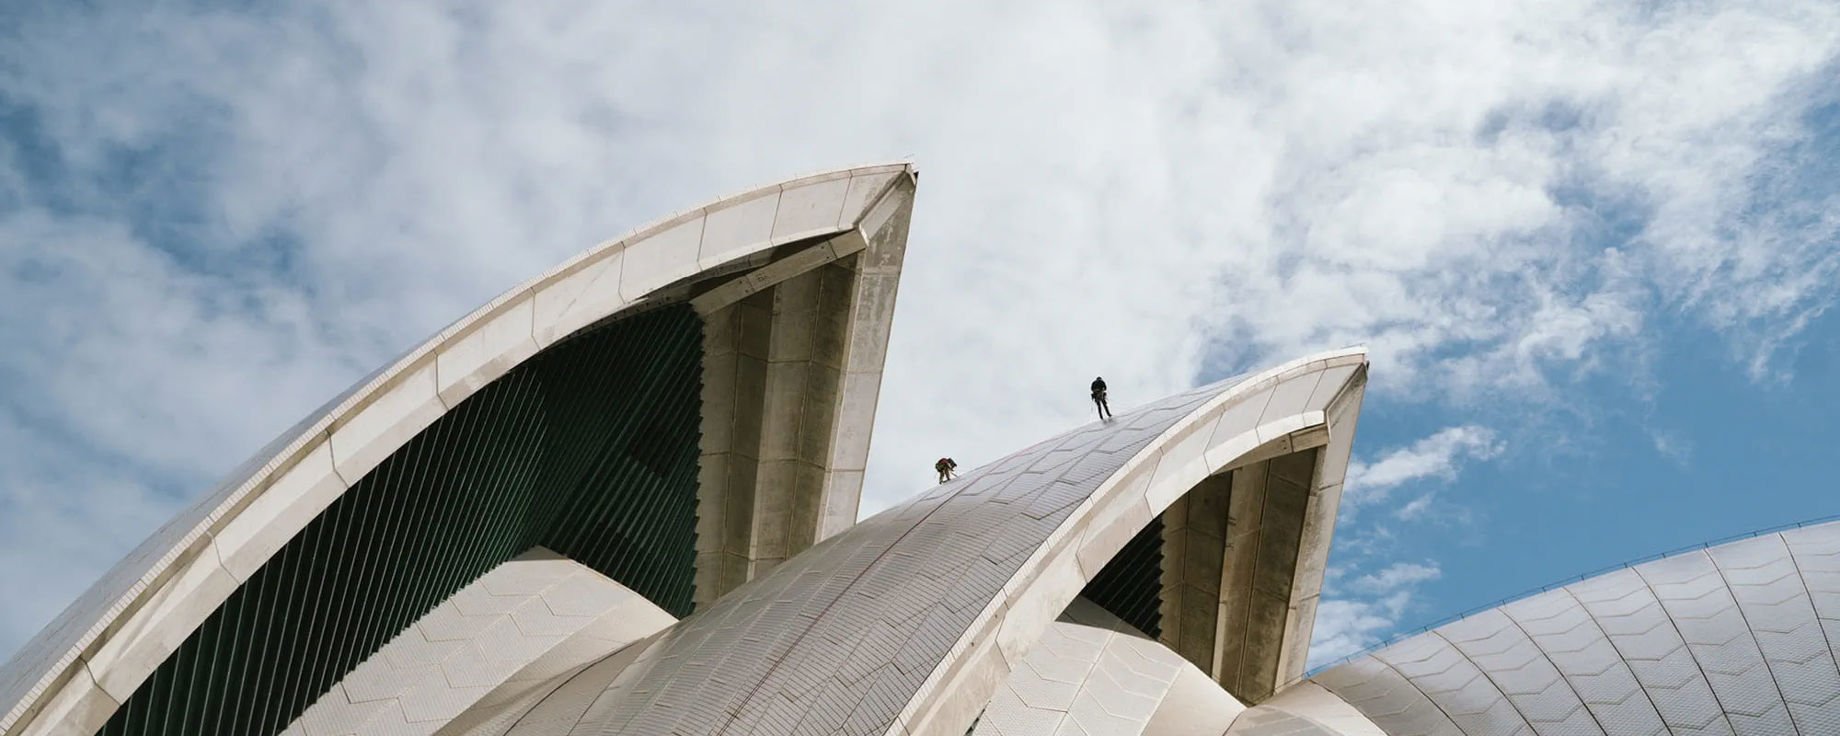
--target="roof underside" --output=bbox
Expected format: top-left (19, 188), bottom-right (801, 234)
top-left (100, 304), bottom-right (705, 736)
top-left (557, 350), bottom-right (1368, 735)
top-left (0, 162), bottom-right (917, 736)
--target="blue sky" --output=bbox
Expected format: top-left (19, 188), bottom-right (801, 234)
top-left (2, 1), bottom-right (1838, 669)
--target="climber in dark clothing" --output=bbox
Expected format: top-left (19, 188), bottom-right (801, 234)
top-left (1090, 377), bottom-right (1112, 420)
top-left (935, 457), bottom-right (958, 483)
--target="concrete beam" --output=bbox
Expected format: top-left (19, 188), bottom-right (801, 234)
top-left (1155, 444), bottom-right (1325, 705)
top-left (689, 178), bottom-right (915, 607)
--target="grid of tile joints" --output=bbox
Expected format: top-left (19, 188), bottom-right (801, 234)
top-left (0, 163), bottom-right (916, 736)
top-left (1312, 520), bottom-right (1840, 736)
top-left (280, 549), bottom-right (672, 736)
top-left (579, 382), bottom-right (1233, 735)
top-left (1225, 681), bottom-right (1389, 736)
top-left (566, 349), bottom-right (1366, 736)
top-left (972, 597), bottom-right (1242, 736)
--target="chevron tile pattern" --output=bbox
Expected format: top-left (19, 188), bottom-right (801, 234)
top-left (280, 549), bottom-right (669, 736)
top-left (568, 381), bottom-right (1234, 736)
top-left (1314, 521), bottom-right (1840, 736)
top-left (973, 599), bottom-right (1241, 736)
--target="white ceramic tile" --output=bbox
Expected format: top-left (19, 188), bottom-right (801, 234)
top-left (699, 191), bottom-right (780, 271)
top-left (838, 171), bottom-right (901, 227)
top-left (1258, 373), bottom-right (1324, 428)
top-left (12, 667), bottom-right (115, 736)
top-left (618, 214), bottom-right (703, 302)
top-left (771, 175), bottom-right (852, 242)
top-left (86, 541), bottom-right (238, 702)
top-left (530, 255), bottom-right (616, 347)
top-left (215, 440), bottom-right (345, 581)
top-left (328, 359), bottom-right (445, 486)
top-left (1145, 414), bottom-right (1224, 511)
top-left (1204, 387), bottom-right (1275, 471)
top-left (435, 299), bottom-right (538, 408)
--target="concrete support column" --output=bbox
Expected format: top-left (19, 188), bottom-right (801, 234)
top-left (694, 290), bottom-right (773, 607)
top-left (689, 173), bottom-right (917, 608)
top-left (815, 182), bottom-right (913, 540)
top-left (692, 238), bottom-right (889, 607)
top-left (1235, 448), bottom-right (1315, 702)
top-left (748, 264), bottom-right (852, 577)
top-left (1212, 460), bottom-right (1268, 692)
top-left (1159, 472), bottom-right (1232, 673)
top-left (1155, 447), bottom-right (1321, 705)
top-left (1274, 374), bottom-right (1366, 687)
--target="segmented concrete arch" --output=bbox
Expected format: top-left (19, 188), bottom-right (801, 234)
top-left (1299, 520), bottom-right (1840, 736)
top-left (536, 348), bottom-right (1367, 735)
top-left (0, 163), bottom-right (918, 736)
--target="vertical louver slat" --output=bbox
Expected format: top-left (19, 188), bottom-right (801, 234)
top-left (300, 485), bottom-right (354, 718)
top-left (1081, 515), bottom-right (1166, 638)
top-left (177, 609), bottom-right (217, 734)
top-left (273, 521), bottom-right (317, 730)
top-left (249, 542), bottom-right (289, 734)
top-left (224, 569), bottom-right (263, 735)
top-left (98, 304), bottom-right (707, 735)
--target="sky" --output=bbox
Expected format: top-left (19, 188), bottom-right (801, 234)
top-left (1, 1), bottom-right (1838, 670)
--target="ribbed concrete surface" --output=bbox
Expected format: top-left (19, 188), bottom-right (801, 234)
top-left (972, 598), bottom-right (1243, 736)
top-left (281, 549), bottom-right (671, 736)
top-left (1312, 520), bottom-right (1840, 736)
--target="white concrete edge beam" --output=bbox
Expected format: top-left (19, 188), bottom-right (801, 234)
top-left (817, 177), bottom-right (916, 541)
top-left (689, 228), bottom-right (868, 316)
top-left (885, 347), bottom-right (1370, 736)
top-left (1273, 371), bottom-right (1368, 690)
top-left (0, 163), bottom-right (917, 736)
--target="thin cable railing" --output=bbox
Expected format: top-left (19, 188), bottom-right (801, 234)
top-left (1287, 512), bottom-right (1840, 686)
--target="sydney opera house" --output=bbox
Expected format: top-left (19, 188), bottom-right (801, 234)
top-left (4, 164), bottom-right (1839, 736)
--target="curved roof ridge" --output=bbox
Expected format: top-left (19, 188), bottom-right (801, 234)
top-left (0, 162), bottom-right (918, 735)
top-left (554, 349), bottom-right (1369, 735)
top-left (1302, 512), bottom-right (1840, 680)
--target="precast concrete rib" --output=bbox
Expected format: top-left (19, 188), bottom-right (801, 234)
top-left (0, 163), bottom-right (918, 736)
top-left (546, 348), bottom-right (1369, 736)
top-left (1307, 519), bottom-right (1840, 736)
top-left (13, 160), bottom-right (1840, 736)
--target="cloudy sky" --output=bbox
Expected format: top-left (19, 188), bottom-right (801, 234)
top-left (2, 1), bottom-right (1839, 669)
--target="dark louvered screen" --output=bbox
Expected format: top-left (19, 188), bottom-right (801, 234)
top-left (97, 304), bottom-right (703, 736)
top-left (1079, 515), bottom-right (1165, 638)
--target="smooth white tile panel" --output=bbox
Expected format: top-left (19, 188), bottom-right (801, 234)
top-left (1259, 373), bottom-right (1325, 427)
top-left (771, 175), bottom-right (852, 242)
top-left (699, 191), bottom-right (780, 271)
top-left (619, 215), bottom-right (703, 302)
top-left (86, 542), bottom-right (237, 702)
top-left (531, 255), bottom-right (615, 347)
top-left (436, 298), bottom-right (538, 408)
top-left (215, 440), bottom-right (345, 581)
top-left (328, 359), bottom-right (445, 486)
top-left (14, 667), bottom-right (115, 736)
top-left (838, 171), bottom-right (900, 227)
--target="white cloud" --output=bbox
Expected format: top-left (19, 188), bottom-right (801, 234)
top-left (1346, 425), bottom-right (1506, 508)
top-left (1395, 494), bottom-right (1437, 521)
top-left (2, 0), bottom-right (1839, 662)
top-left (1348, 561), bottom-right (1442, 595)
top-left (1317, 425), bottom-right (1501, 662)
top-left (1652, 428), bottom-right (1694, 464)
top-left (1310, 561), bottom-right (1443, 666)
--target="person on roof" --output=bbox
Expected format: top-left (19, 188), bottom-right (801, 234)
top-left (935, 457), bottom-right (958, 483)
top-left (1091, 376), bottom-right (1112, 420)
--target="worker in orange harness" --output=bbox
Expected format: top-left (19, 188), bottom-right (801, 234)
top-left (934, 457), bottom-right (958, 483)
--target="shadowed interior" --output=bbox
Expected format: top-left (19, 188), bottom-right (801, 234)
top-left (97, 304), bottom-right (704, 736)
top-left (1080, 515), bottom-right (1169, 638)
top-left (1076, 445), bottom-right (1324, 705)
